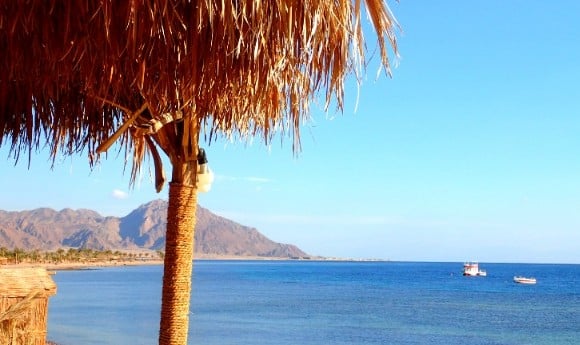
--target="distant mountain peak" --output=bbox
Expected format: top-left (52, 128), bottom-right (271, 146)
top-left (0, 202), bottom-right (309, 259)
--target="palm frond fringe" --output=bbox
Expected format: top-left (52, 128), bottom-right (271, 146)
top-left (0, 0), bottom-right (399, 188)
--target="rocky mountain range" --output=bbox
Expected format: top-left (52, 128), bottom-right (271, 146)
top-left (0, 200), bottom-right (308, 259)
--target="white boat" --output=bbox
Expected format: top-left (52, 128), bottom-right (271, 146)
top-left (463, 262), bottom-right (487, 277)
top-left (513, 276), bottom-right (536, 284)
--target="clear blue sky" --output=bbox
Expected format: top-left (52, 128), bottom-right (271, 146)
top-left (2, 1), bottom-right (580, 263)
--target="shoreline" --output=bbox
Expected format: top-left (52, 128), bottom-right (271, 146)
top-left (1, 255), bottom-right (298, 271)
top-left (2, 259), bottom-right (165, 271)
top-left (1, 255), bottom-right (387, 271)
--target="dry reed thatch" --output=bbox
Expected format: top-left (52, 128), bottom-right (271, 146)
top-left (1, 0), bottom-right (398, 187)
top-left (0, 268), bottom-right (57, 345)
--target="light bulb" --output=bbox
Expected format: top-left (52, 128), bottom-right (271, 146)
top-left (196, 148), bottom-right (214, 193)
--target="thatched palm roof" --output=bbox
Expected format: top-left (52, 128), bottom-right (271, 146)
top-left (2, 2), bottom-right (400, 344)
top-left (1, 0), bottom-right (398, 189)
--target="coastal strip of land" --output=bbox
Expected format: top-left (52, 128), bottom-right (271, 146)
top-left (1, 248), bottom-right (381, 271)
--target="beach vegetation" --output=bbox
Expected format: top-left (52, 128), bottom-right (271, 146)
top-left (0, 247), bottom-right (162, 265)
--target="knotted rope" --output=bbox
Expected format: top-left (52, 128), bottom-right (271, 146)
top-left (159, 182), bottom-right (197, 345)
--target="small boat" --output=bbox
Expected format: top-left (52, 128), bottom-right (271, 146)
top-left (463, 262), bottom-right (487, 277)
top-left (513, 276), bottom-right (536, 284)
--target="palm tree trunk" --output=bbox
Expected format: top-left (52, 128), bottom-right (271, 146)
top-left (159, 168), bottom-right (197, 345)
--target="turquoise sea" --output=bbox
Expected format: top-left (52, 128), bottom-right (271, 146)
top-left (47, 261), bottom-right (580, 345)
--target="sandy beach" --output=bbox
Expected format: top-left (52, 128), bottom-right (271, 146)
top-left (1, 254), bottom-right (323, 271)
top-left (2, 259), bottom-right (164, 271)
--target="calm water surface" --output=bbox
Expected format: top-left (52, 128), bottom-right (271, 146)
top-left (47, 261), bottom-right (580, 345)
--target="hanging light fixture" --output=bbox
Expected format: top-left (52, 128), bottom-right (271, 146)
top-left (196, 148), bottom-right (214, 192)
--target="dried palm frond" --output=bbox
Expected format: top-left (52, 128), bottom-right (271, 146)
top-left (0, 0), bottom-right (399, 188)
